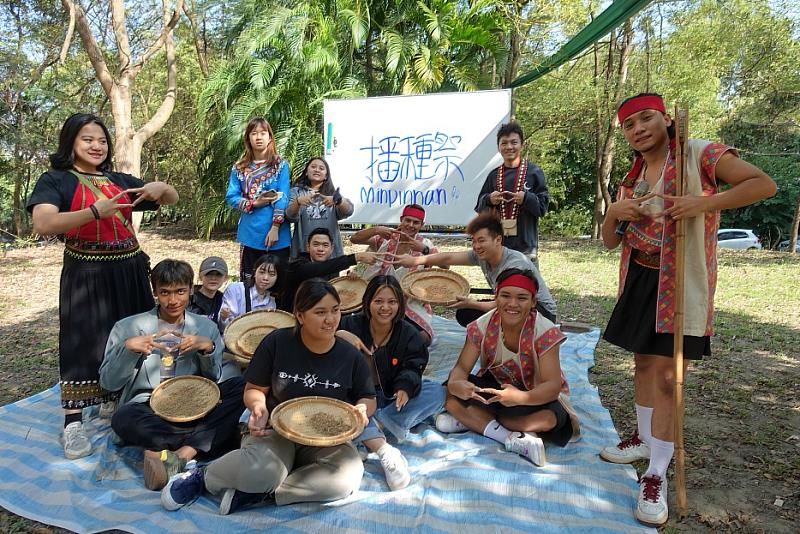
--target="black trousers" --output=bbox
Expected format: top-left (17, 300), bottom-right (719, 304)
top-left (456, 302), bottom-right (556, 327)
top-left (112, 377), bottom-right (245, 456)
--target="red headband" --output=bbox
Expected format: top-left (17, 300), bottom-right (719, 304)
top-left (617, 95), bottom-right (666, 125)
top-left (401, 206), bottom-right (425, 222)
top-left (496, 274), bottom-right (538, 296)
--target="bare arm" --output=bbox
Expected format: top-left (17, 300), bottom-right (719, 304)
top-left (522, 345), bottom-right (562, 405)
top-left (395, 250), bottom-right (472, 269)
top-left (662, 152), bottom-right (777, 219)
top-left (32, 203), bottom-right (95, 236)
top-left (351, 225), bottom-right (393, 245)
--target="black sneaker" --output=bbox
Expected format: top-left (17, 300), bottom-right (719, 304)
top-left (161, 467), bottom-right (205, 511)
top-left (219, 488), bottom-right (274, 515)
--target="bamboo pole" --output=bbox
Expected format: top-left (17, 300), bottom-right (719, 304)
top-left (673, 104), bottom-right (688, 518)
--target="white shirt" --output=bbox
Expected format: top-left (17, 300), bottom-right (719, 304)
top-left (220, 282), bottom-right (276, 324)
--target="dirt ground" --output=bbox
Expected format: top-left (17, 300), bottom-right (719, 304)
top-left (0, 226), bottom-right (797, 533)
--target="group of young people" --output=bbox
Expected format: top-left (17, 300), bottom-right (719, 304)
top-left (26, 92), bottom-right (776, 527)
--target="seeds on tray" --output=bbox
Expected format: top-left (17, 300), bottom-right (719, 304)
top-left (307, 412), bottom-right (349, 436)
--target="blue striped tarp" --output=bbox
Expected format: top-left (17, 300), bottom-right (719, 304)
top-left (0, 317), bottom-right (654, 533)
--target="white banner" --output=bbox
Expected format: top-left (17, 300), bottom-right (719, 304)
top-left (323, 90), bottom-right (511, 225)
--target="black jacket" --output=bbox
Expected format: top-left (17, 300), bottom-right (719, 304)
top-left (338, 312), bottom-right (429, 398)
top-left (278, 252), bottom-right (357, 311)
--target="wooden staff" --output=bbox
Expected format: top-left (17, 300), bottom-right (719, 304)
top-left (673, 103), bottom-right (688, 518)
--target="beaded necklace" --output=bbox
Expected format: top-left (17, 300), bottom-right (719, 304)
top-left (495, 159), bottom-right (528, 220)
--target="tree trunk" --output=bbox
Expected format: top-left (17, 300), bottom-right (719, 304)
top-left (592, 20), bottom-right (633, 238)
top-left (790, 192), bottom-right (800, 255)
top-left (184, 0), bottom-right (209, 78)
top-left (62, 0), bottom-right (182, 231)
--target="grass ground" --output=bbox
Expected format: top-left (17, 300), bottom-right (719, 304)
top-left (0, 227), bottom-right (797, 533)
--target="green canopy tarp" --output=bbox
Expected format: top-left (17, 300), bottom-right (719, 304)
top-left (507, 0), bottom-right (652, 88)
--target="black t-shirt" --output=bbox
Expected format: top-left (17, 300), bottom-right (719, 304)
top-left (27, 169), bottom-right (159, 217)
top-left (244, 327), bottom-right (375, 411)
top-left (188, 286), bottom-right (223, 323)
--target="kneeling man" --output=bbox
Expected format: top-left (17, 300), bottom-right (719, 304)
top-left (100, 259), bottom-right (245, 490)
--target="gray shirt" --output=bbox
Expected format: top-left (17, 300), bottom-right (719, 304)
top-left (99, 308), bottom-right (223, 406)
top-left (467, 247), bottom-right (557, 319)
top-left (288, 185), bottom-right (353, 258)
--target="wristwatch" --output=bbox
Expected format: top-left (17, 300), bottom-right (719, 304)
top-left (422, 245), bottom-right (430, 255)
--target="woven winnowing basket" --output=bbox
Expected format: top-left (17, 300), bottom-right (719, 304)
top-left (223, 309), bottom-right (296, 359)
top-left (329, 276), bottom-right (368, 313)
top-left (150, 375), bottom-right (220, 423)
top-left (400, 268), bottom-right (471, 306)
top-left (270, 396), bottom-right (364, 447)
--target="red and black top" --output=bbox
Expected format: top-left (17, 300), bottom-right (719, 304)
top-left (27, 169), bottom-right (159, 258)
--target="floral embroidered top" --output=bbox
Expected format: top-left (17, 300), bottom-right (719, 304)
top-left (26, 169), bottom-right (159, 256)
top-left (225, 158), bottom-right (290, 251)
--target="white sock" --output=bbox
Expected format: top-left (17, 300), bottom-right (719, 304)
top-left (645, 437), bottom-right (674, 478)
top-left (376, 443), bottom-right (393, 457)
top-left (635, 404), bottom-right (654, 445)
top-left (482, 420), bottom-right (512, 444)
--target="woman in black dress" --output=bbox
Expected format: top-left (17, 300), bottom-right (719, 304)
top-left (27, 113), bottom-right (178, 459)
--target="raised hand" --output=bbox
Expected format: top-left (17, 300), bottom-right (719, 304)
top-left (93, 190), bottom-right (134, 217)
top-left (175, 332), bottom-right (214, 354)
top-left (608, 192), bottom-right (658, 222)
top-left (659, 193), bottom-right (709, 220)
top-left (124, 329), bottom-right (173, 355)
top-left (126, 182), bottom-right (170, 206)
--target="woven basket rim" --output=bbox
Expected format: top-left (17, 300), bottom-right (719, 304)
top-left (270, 396), bottom-right (364, 447)
top-left (150, 375), bottom-right (220, 423)
top-left (223, 309), bottom-right (296, 357)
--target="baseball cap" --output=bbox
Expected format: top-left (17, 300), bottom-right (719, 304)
top-left (199, 256), bottom-right (228, 277)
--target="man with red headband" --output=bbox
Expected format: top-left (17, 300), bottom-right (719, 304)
top-left (475, 121), bottom-right (549, 264)
top-left (600, 93), bottom-right (775, 526)
top-left (351, 204), bottom-right (437, 344)
top-left (435, 268), bottom-right (578, 467)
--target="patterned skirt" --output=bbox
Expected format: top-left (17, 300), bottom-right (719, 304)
top-left (58, 250), bottom-right (153, 408)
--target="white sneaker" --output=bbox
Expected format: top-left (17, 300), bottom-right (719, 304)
top-left (378, 444), bottom-right (411, 491)
top-left (635, 474), bottom-right (668, 526)
top-left (600, 431), bottom-right (651, 464)
top-left (504, 432), bottom-right (546, 466)
top-left (98, 400), bottom-right (117, 419)
top-left (434, 413), bottom-right (468, 433)
top-left (62, 422), bottom-right (91, 459)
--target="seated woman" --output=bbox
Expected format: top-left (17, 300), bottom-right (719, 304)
top-left (436, 268), bottom-right (579, 467)
top-left (161, 279), bottom-right (376, 515)
top-left (99, 259), bottom-right (245, 491)
top-left (219, 254), bottom-right (282, 326)
top-left (337, 275), bottom-right (445, 491)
